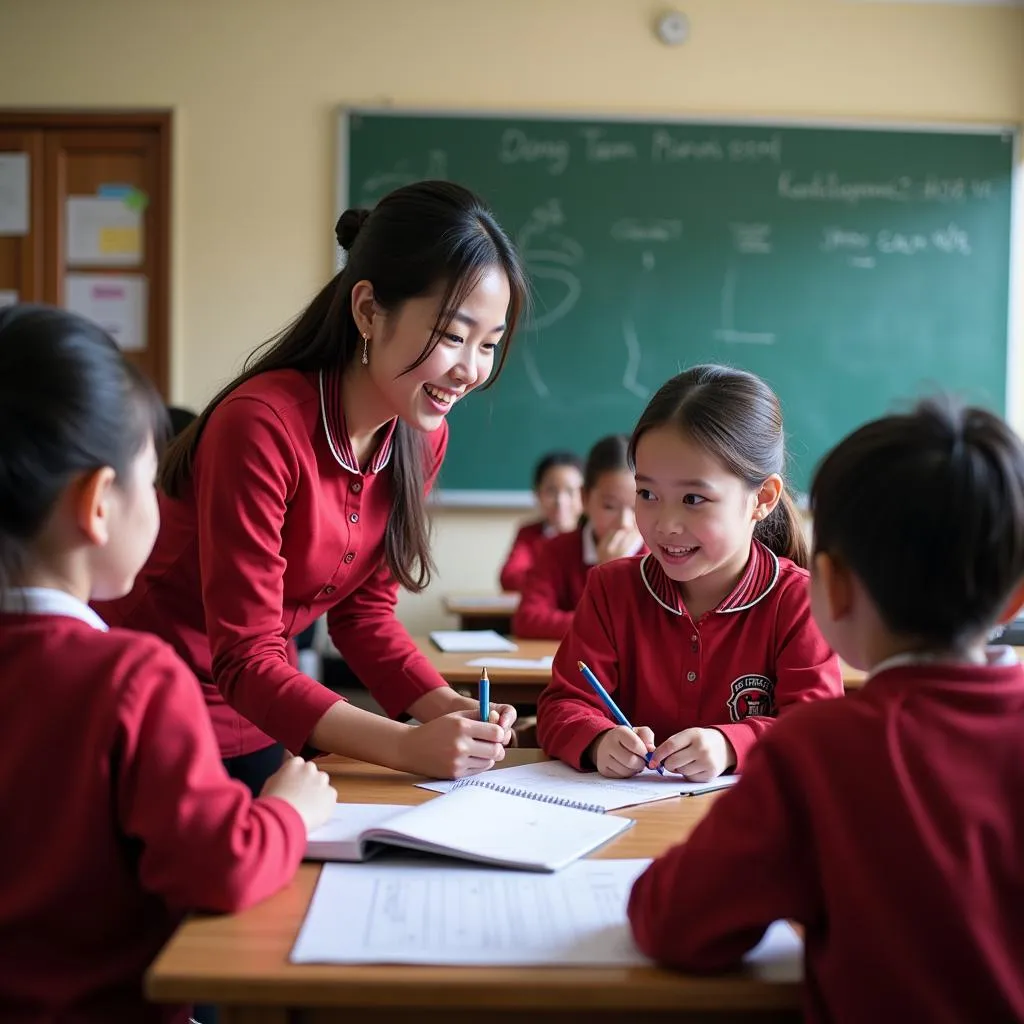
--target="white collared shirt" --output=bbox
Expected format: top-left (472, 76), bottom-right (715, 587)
top-left (581, 523), bottom-right (645, 566)
top-left (868, 645), bottom-right (1018, 681)
top-left (0, 586), bottom-right (108, 631)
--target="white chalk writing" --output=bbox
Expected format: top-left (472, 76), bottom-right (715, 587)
top-left (499, 129), bottom-right (570, 175)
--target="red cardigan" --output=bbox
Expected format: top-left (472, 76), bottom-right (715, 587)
top-left (99, 368), bottom-right (450, 758)
top-left (499, 520), bottom-right (552, 592)
top-left (628, 651), bottom-right (1024, 1024)
top-left (0, 590), bottom-right (305, 1023)
top-left (536, 542), bottom-right (842, 770)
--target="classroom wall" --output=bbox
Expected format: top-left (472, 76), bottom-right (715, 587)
top-left (1, 0), bottom-right (1022, 633)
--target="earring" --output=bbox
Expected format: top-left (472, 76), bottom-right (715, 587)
top-left (361, 334), bottom-right (369, 366)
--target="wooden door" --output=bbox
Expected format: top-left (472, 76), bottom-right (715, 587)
top-left (0, 112), bottom-right (171, 397)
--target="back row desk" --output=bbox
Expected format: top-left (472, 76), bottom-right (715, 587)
top-left (147, 750), bottom-right (801, 1022)
top-left (415, 635), bottom-right (874, 705)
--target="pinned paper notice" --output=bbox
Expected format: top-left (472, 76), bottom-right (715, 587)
top-left (66, 197), bottom-right (143, 266)
top-left (64, 273), bottom-right (147, 351)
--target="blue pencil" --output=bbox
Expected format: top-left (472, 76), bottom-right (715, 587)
top-left (479, 667), bottom-right (490, 722)
top-left (577, 660), bottom-right (664, 775)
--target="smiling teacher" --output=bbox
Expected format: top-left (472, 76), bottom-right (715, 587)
top-left (99, 181), bottom-right (529, 792)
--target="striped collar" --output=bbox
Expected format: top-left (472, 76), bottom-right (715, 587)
top-left (318, 368), bottom-right (397, 475)
top-left (639, 539), bottom-right (781, 617)
top-left (0, 587), bottom-right (108, 631)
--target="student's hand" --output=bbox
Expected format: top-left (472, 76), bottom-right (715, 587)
top-left (589, 725), bottom-right (656, 778)
top-left (650, 728), bottom-right (735, 782)
top-left (596, 527), bottom-right (643, 565)
top-left (261, 755), bottom-right (338, 832)
top-left (398, 710), bottom-right (506, 779)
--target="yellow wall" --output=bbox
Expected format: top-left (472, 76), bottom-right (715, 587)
top-left (1, 0), bottom-right (1022, 632)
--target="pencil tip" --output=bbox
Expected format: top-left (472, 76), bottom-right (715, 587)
top-left (577, 660), bottom-right (585, 670)
top-left (481, 667), bottom-right (489, 679)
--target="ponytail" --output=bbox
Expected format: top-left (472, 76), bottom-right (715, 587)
top-left (755, 489), bottom-right (808, 569)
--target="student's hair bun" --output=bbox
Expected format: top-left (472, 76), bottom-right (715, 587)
top-left (335, 208), bottom-right (371, 251)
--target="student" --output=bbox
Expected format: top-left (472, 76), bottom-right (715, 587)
top-left (536, 365), bottom-right (842, 779)
top-left (499, 451), bottom-right (584, 592)
top-left (628, 399), bottom-right (1024, 1023)
top-left (512, 435), bottom-right (644, 639)
top-left (0, 306), bottom-right (336, 1024)
top-left (97, 181), bottom-right (530, 792)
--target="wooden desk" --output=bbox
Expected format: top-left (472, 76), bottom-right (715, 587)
top-left (148, 752), bottom-right (800, 1022)
top-left (443, 592), bottom-right (520, 633)
top-left (415, 634), bottom-right (558, 705)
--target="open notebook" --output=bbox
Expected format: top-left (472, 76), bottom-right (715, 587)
top-left (418, 759), bottom-right (740, 811)
top-left (305, 783), bottom-right (634, 873)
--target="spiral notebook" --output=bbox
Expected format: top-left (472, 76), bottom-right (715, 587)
top-left (305, 783), bottom-right (634, 873)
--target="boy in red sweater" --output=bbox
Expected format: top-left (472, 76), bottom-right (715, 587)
top-left (628, 398), bottom-right (1024, 1024)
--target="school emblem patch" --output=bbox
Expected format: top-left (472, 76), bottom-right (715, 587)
top-left (727, 674), bottom-right (775, 722)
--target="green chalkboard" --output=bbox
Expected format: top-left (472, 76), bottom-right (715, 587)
top-left (340, 110), bottom-right (1016, 500)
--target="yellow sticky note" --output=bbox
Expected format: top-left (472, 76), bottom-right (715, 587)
top-left (99, 226), bottom-right (140, 257)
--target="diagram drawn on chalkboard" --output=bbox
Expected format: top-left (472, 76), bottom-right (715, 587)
top-left (714, 268), bottom-right (776, 346)
top-left (517, 199), bottom-right (585, 398)
top-left (359, 150), bottom-right (449, 204)
top-left (621, 318), bottom-right (652, 399)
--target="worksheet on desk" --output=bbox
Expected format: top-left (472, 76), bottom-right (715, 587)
top-left (290, 858), bottom-right (802, 976)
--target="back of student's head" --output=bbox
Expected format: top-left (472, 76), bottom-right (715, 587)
top-left (161, 180), bottom-right (529, 593)
top-left (533, 450), bottom-right (584, 491)
top-left (0, 305), bottom-right (166, 594)
top-left (584, 435), bottom-right (631, 491)
top-left (166, 405), bottom-right (197, 438)
top-left (811, 398), bottom-right (1024, 649)
top-left (628, 365), bottom-right (807, 568)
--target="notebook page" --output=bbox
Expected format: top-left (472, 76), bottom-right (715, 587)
top-left (305, 804), bottom-right (408, 861)
top-left (418, 760), bottom-right (739, 811)
top-left (291, 858), bottom-right (803, 972)
top-left (429, 630), bottom-right (519, 653)
top-left (366, 785), bottom-right (631, 871)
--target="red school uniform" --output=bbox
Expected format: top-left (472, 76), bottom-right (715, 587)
top-left (627, 650), bottom-right (1024, 1024)
top-left (535, 540), bottom-right (842, 770)
top-left (512, 525), bottom-right (645, 640)
top-left (499, 519), bottom-right (554, 592)
top-left (0, 588), bottom-right (305, 1024)
top-left (98, 368), bottom-right (451, 759)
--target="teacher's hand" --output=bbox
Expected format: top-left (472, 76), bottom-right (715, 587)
top-left (407, 687), bottom-right (517, 745)
top-left (399, 710), bottom-right (506, 780)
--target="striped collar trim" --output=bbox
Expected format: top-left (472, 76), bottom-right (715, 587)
top-left (318, 368), bottom-right (397, 475)
top-left (0, 587), bottom-right (108, 631)
top-left (639, 540), bottom-right (781, 617)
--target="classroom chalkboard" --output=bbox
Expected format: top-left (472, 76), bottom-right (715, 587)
top-left (339, 110), bottom-right (1017, 501)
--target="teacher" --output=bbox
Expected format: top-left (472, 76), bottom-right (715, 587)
top-left (100, 181), bottom-right (529, 791)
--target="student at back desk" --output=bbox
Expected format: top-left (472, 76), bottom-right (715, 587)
top-left (629, 398), bottom-right (1024, 1023)
top-left (499, 450), bottom-right (584, 592)
top-left (512, 435), bottom-right (644, 639)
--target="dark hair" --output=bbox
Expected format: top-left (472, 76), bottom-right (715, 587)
top-left (167, 405), bottom-right (197, 438)
top-left (811, 398), bottom-right (1024, 650)
top-left (0, 304), bottom-right (167, 595)
top-left (161, 181), bottom-right (529, 592)
top-left (628, 365), bottom-right (808, 568)
top-left (532, 450), bottom-right (584, 490)
top-left (584, 435), bottom-right (632, 492)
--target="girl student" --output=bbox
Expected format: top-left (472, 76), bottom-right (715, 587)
top-left (97, 181), bottom-right (530, 791)
top-left (512, 435), bottom-right (645, 639)
top-left (628, 399), bottom-right (1024, 1023)
top-left (499, 450), bottom-right (584, 592)
top-left (0, 306), bottom-right (336, 1024)
top-left (536, 365), bottom-right (843, 780)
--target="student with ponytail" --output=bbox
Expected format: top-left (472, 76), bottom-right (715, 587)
top-left (98, 181), bottom-right (530, 790)
top-left (537, 365), bottom-right (842, 781)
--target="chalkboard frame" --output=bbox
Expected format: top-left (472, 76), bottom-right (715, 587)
top-left (336, 106), bottom-right (1022, 509)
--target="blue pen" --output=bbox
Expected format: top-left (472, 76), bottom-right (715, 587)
top-left (577, 660), bottom-right (664, 775)
top-left (479, 667), bottom-right (490, 722)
